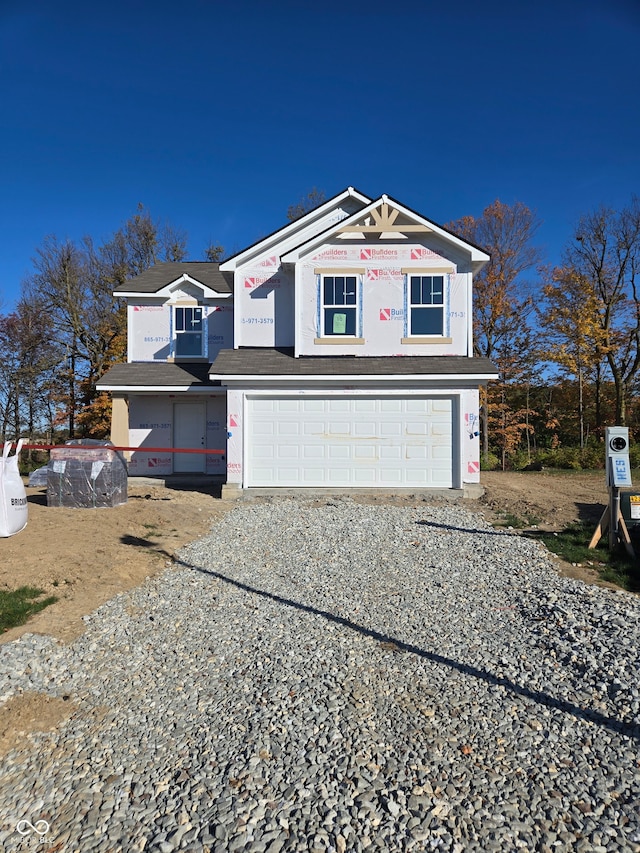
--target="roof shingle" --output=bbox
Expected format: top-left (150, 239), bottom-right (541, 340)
top-left (97, 361), bottom-right (216, 388)
top-left (114, 262), bottom-right (232, 294)
top-left (210, 348), bottom-right (498, 377)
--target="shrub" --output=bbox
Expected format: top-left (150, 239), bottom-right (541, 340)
top-left (481, 452), bottom-right (500, 471)
top-left (629, 442), bottom-right (640, 468)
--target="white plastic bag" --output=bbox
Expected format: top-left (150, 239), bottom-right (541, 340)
top-left (0, 439), bottom-right (28, 537)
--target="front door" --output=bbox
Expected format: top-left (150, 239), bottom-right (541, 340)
top-left (174, 402), bottom-right (206, 473)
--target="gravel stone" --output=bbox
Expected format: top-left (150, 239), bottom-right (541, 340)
top-left (1, 497), bottom-right (639, 852)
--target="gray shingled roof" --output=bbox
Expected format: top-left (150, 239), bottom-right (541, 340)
top-left (210, 348), bottom-right (498, 377)
top-left (114, 262), bottom-right (233, 294)
top-left (97, 361), bottom-right (217, 388)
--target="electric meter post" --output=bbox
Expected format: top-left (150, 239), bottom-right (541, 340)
top-left (589, 427), bottom-right (635, 557)
top-left (607, 426), bottom-right (633, 551)
top-left (589, 426), bottom-right (634, 555)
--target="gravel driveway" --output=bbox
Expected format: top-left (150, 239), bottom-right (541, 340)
top-left (1, 497), bottom-right (639, 852)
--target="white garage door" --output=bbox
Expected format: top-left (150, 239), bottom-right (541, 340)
top-left (246, 396), bottom-right (453, 487)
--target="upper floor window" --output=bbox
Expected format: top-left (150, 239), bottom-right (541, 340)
top-left (322, 275), bottom-right (358, 336)
top-left (408, 274), bottom-right (445, 336)
top-left (174, 306), bottom-right (204, 356)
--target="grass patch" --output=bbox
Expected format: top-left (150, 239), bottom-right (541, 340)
top-left (494, 509), bottom-right (541, 528)
top-left (0, 586), bottom-right (58, 633)
top-left (532, 521), bottom-right (640, 592)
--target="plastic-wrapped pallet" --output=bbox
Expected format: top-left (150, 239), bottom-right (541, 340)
top-left (47, 440), bottom-right (127, 508)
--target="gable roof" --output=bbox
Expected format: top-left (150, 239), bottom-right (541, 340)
top-left (114, 262), bottom-right (232, 296)
top-left (219, 187), bottom-right (372, 271)
top-left (280, 195), bottom-right (491, 273)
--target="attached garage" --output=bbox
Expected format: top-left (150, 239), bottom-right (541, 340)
top-left (212, 347), bottom-right (497, 495)
top-left (246, 395), bottom-right (454, 487)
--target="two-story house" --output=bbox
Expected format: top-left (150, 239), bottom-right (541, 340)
top-left (98, 188), bottom-right (498, 494)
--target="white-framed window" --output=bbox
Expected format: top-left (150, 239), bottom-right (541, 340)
top-left (408, 274), bottom-right (446, 336)
top-left (322, 274), bottom-right (358, 336)
top-left (174, 306), bottom-right (204, 357)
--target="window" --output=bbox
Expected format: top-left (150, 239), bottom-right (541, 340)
top-left (174, 306), bottom-right (204, 357)
top-left (322, 275), bottom-right (358, 336)
top-left (409, 274), bottom-right (445, 336)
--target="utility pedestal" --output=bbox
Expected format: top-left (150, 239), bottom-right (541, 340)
top-left (589, 427), bottom-right (634, 557)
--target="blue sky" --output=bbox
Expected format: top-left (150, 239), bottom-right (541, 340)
top-left (1, 0), bottom-right (639, 311)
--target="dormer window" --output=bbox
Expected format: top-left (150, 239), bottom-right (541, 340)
top-left (174, 306), bottom-right (204, 357)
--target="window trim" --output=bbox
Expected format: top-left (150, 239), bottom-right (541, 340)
top-left (172, 304), bottom-right (206, 359)
top-left (315, 268), bottom-right (365, 340)
top-left (401, 268), bottom-right (451, 342)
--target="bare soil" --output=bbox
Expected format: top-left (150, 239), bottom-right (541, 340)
top-left (478, 469), bottom-right (614, 589)
top-left (0, 471), bottom-right (615, 754)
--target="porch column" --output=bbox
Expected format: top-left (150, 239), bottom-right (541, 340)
top-left (111, 395), bottom-right (131, 460)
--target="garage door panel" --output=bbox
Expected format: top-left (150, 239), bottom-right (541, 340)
top-left (380, 445), bottom-right (402, 461)
top-left (406, 443), bottom-right (428, 460)
top-left (303, 420), bottom-right (325, 437)
top-left (279, 445), bottom-right (299, 459)
top-left (247, 396), bottom-right (452, 487)
top-left (328, 422), bottom-right (351, 436)
top-left (405, 422), bottom-right (428, 436)
top-left (328, 445), bottom-right (350, 460)
top-left (354, 445), bottom-right (377, 460)
top-left (433, 444), bottom-right (451, 460)
top-left (380, 423), bottom-right (402, 438)
top-left (354, 423), bottom-right (376, 438)
top-left (252, 422), bottom-right (275, 437)
top-left (379, 468), bottom-right (402, 484)
top-left (302, 445), bottom-right (324, 459)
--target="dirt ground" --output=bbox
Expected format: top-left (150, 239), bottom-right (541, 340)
top-left (0, 470), bottom-right (617, 754)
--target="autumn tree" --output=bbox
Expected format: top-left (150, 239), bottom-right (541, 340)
top-left (539, 266), bottom-right (608, 446)
top-left (24, 205), bottom-right (190, 438)
top-left (564, 198), bottom-right (640, 425)
top-left (447, 200), bottom-right (542, 461)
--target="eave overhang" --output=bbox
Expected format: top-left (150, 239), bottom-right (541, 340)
top-left (219, 187), bottom-right (372, 271)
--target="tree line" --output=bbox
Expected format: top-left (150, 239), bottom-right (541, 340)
top-left (0, 205), bottom-right (224, 444)
top-left (446, 196), bottom-right (640, 469)
top-left (1, 193), bottom-right (639, 470)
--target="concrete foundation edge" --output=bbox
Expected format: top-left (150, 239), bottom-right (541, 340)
top-left (221, 483), bottom-right (485, 500)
